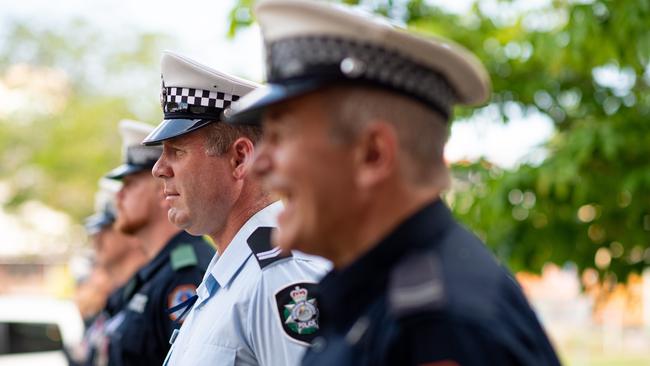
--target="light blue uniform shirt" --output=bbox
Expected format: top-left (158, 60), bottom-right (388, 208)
top-left (164, 201), bottom-right (331, 366)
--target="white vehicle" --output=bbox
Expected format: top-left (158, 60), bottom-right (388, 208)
top-left (0, 296), bottom-right (84, 366)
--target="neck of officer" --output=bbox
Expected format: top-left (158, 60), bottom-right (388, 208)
top-left (138, 216), bottom-right (182, 260)
top-left (209, 182), bottom-right (272, 255)
top-left (332, 182), bottom-right (441, 270)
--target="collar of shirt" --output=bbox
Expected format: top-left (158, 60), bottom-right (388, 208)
top-left (317, 199), bottom-right (453, 331)
top-left (137, 230), bottom-right (197, 282)
top-left (195, 201), bottom-right (283, 307)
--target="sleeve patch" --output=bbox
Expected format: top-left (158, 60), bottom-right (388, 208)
top-left (167, 284), bottom-right (197, 321)
top-left (274, 282), bottom-right (320, 345)
top-left (247, 227), bottom-right (292, 269)
top-left (170, 244), bottom-right (198, 271)
top-left (420, 362), bottom-right (460, 366)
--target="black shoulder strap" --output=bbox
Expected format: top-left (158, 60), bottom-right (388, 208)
top-left (247, 226), bottom-right (293, 269)
top-left (388, 250), bottom-right (446, 319)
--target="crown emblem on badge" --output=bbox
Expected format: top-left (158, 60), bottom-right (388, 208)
top-left (282, 285), bottom-right (319, 336)
top-left (290, 287), bottom-right (308, 303)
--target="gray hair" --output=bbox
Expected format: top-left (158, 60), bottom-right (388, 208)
top-left (323, 85), bottom-right (450, 188)
top-left (203, 122), bottom-right (263, 156)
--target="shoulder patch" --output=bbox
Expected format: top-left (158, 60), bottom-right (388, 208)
top-left (170, 244), bottom-right (198, 271)
top-left (274, 282), bottom-right (320, 345)
top-left (388, 251), bottom-right (446, 318)
top-left (247, 226), bottom-right (292, 269)
top-left (167, 284), bottom-right (197, 322)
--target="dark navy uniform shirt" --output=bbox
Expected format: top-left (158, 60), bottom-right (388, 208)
top-left (106, 231), bottom-right (214, 366)
top-left (79, 285), bottom-right (128, 366)
top-left (302, 199), bottom-right (561, 366)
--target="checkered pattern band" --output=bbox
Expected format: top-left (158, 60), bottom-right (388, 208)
top-left (161, 86), bottom-right (240, 120)
top-left (267, 36), bottom-right (455, 118)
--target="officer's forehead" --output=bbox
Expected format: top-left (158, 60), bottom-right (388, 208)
top-left (261, 92), bottom-right (327, 126)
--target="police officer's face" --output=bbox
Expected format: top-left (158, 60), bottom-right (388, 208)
top-left (115, 171), bottom-right (161, 235)
top-left (93, 226), bottom-right (131, 267)
top-left (152, 130), bottom-right (238, 237)
top-left (253, 93), bottom-right (362, 258)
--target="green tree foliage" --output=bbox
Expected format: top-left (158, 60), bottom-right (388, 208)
top-left (0, 20), bottom-right (168, 220)
top-left (228, 0), bottom-right (650, 279)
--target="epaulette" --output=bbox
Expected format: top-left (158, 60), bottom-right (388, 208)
top-left (388, 250), bottom-right (446, 318)
top-left (247, 226), bottom-right (292, 269)
top-left (122, 277), bottom-right (138, 303)
top-left (170, 244), bottom-right (199, 271)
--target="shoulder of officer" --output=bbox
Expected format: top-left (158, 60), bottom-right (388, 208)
top-left (247, 226), bottom-right (293, 270)
top-left (387, 249), bottom-right (447, 319)
top-left (169, 236), bottom-right (215, 272)
top-left (388, 224), bottom-right (507, 320)
top-left (170, 244), bottom-right (199, 271)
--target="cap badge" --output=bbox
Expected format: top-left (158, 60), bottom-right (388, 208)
top-left (160, 76), bottom-right (167, 108)
top-left (340, 56), bottom-right (365, 78)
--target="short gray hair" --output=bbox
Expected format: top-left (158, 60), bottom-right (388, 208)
top-left (203, 122), bottom-right (262, 156)
top-left (323, 85), bottom-right (450, 188)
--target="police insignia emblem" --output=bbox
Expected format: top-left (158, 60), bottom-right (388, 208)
top-left (275, 282), bottom-right (320, 344)
top-left (167, 284), bottom-right (197, 321)
top-left (160, 76), bottom-right (167, 109)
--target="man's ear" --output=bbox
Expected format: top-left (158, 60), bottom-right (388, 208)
top-left (353, 121), bottom-right (398, 189)
top-left (231, 137), bottom-right (256, 180)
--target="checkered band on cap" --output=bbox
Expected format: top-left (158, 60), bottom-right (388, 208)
top-left (161, 85), bottom-right (241, 120)
top-left (266, 36), bottom-right (456, 118)
top-left (126, 145), bottom-right (162, 167)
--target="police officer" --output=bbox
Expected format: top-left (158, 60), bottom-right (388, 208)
top-left (141, 51), bottom-right (330, 365)
top-left (74, 178), bottom-right (147, 366)
top-left (227, 0), bottom-right (562, 365)
top-left (105, 119), bottom-right (214, 366)
top-left (86, 178), bottom-right (146, 289)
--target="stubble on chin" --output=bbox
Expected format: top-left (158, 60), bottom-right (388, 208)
top-left (115, 215), bottom-right (148, 236)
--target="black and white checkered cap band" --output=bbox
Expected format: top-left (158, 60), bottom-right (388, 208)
top-left (161, 86), bottom-right (240, 119)
top-left (267, 36), bottom-right (456, 118)
top-left (126, 145), bottom-right (162, 166)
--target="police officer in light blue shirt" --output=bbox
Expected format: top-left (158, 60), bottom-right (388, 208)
top-left (142, 51), bottom-right (330, 366)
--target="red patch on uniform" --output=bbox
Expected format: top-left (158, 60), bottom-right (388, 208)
top-left (420, 361), bottom-right (460, 366)
top-left (167, 284), bottom-right (197, 321)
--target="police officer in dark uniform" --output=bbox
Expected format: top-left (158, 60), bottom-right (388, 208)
top-left (104, 119), bottom-right (214, 366)
top-left (227, 1), bottom-right (562, 365)
top-left (73, 178), bottom-right (145, 366)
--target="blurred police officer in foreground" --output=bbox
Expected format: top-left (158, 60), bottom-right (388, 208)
top-left (141, 51), bottom-right (330, 365)
top-left (227, 0), bottom-right (562, 365)
top-left (73, 178), bottom-right (147, 366)
top-left (104, 119), bottom-right (214, 366)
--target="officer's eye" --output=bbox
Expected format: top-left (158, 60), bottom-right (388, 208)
top-left (174, 148), bottom-right (185, 157)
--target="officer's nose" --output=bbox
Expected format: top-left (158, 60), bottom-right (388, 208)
top-left (116, 186), bottom-right (126, 204)
top-left (152, 149), bottom-right (173, 179)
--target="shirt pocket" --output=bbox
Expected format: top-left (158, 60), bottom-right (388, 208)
top-left (195, 344), bottom-right (236, 366)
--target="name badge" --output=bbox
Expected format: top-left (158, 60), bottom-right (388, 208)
top-left (128, 293), bottom-right (149, 313)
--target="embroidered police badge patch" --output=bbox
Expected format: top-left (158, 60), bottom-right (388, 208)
top-left (275, 282), bottom-right (320, 345)
top-left (167, 284), bottom-right (197, 321)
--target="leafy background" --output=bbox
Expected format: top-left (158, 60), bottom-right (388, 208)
top-left (1, 0), bottom-right (649, 282)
